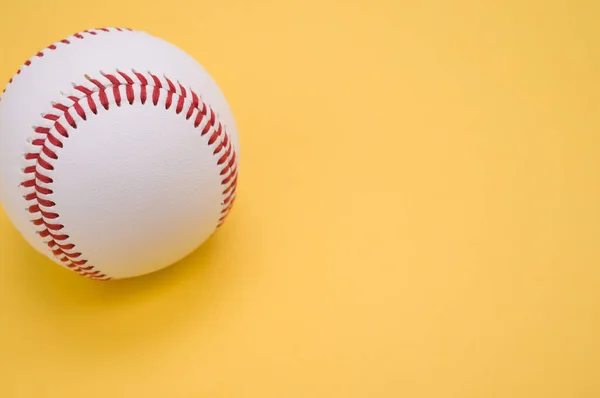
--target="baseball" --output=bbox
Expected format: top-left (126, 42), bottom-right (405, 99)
top-left (0, 28), bottom-right (240, 280)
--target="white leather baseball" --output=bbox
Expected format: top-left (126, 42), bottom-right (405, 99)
top-left (0, 28), bottom-right (240, 280)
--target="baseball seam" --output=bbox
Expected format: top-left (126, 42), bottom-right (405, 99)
top-left (1, 27), bottom-right (133, 100)
top-left (19, 70), bottom-right (238, 281)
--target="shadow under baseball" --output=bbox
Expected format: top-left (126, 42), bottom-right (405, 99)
top-left (3, 212), bottom-right (247, 361)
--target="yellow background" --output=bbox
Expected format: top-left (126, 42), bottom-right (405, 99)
top-left (0, 0), bottom-right (599, 397)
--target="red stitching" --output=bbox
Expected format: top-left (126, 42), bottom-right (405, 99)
top-left (20, 71), bottom-right (238, 280)
top-left (1, 28), bottom-right (133, 100)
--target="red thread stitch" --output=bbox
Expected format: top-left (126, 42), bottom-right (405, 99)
top-left (1, 28), bottom-right (133, 100)
top-left (20, 71), bottom-right (238, 280)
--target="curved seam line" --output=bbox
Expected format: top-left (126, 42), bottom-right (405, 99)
top-left (20, 71), bottom-right (238, 280)
top-left (1, 27), bottom-right (134, 100)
